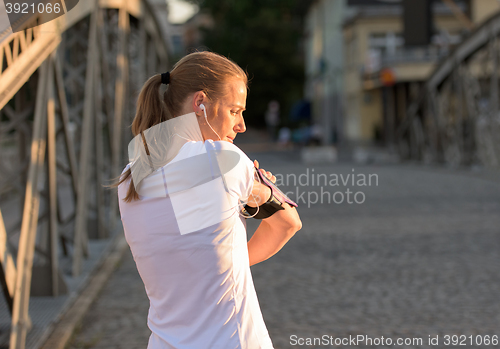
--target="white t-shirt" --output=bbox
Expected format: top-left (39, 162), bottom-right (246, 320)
top-left (118, 139), bottom-right (274, 349)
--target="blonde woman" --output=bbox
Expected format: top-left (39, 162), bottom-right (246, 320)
top-left (116, 52), bottom-right (301, 349)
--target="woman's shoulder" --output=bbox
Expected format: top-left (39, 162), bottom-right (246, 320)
top-left (205, 140), bottom-right (254, 175)
top-left (206, 140), bottom-right (252, 164)
top-left (176, 139), bottom-right (250, 161)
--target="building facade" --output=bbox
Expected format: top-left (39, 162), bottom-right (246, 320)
top-left (305, 0), bottom-right (500, 148)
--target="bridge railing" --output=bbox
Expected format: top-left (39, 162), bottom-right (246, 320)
top-left (0, 0), bottom-right (170, 347)
top-left (396, 10), bottom-right (500, 168)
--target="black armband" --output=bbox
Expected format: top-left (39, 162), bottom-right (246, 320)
top-left (241, 166), bottom-right (298, 220)
top-left (242, 193), bottom-right (285, 219)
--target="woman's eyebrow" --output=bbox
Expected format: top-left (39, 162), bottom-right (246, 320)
top-left (230, 104), bottom-right (246, 110)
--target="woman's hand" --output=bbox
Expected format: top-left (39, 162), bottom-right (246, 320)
top-left (246, 159), bottom-right (302, 266)
top-left (246, 159), bottom-right (277, 207)
top-left (247, 160), bottom-right (302, 265)
top-left (254, 160), bottom-right (276, 183)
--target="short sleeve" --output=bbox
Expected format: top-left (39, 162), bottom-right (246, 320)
top-left (209, 140), bottom-right (255, 204)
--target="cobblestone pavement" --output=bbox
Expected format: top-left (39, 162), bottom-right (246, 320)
top-left (67, 250), bottom-right (150, 349)
top-left (68, 151), bottom-right (500, 349)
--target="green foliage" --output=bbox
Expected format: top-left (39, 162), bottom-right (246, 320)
top-left (192, 0), bottom-right (310, 127)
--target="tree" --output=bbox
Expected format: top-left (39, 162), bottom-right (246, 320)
top-left (190, 0), bottom-right (311, 128)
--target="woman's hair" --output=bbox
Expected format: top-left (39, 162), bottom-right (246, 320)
top-left (113, 51), bottom-right (248, 202)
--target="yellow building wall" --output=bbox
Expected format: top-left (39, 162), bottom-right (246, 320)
top-left (394, 63), bottom-right (434, 81)
top-left (344, 92), bottom-right (360, 140)
top-left (342, 11), bottom-right (469, 142)
top-left (471, 0), bottom-right (500, 24)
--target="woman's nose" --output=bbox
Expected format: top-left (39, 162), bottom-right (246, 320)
top-left (235, 115), bottom-right (246, 133)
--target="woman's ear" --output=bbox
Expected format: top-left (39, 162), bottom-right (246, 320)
top-left (191, 91), bottom-right (207, 114)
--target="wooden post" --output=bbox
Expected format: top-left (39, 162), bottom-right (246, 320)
top-left (490, 36), bottom-right (498, 118)
top-left (110, 0), bottom-right (130, 230)
top-left (72, 0), bottom-right (99, 277)
top-left (97, 8), bottom-right (115, 155)
top-left (489, 35), bottom-right (500, 163)
top-left (46, 54), bottom-right (59, 296)
top-left (0, 209), bottom-right (16, 314)
top-left (138, 11), bottom-right (147, 88)
top-left (9, 59), bottom-right (49, 349)
top-left (94, 28), bottom-right (107, 239)
top-left (54, 53), bottom-right (79, 197)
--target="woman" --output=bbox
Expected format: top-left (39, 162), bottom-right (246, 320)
top-left (117, 51), bottom-right (301, 349)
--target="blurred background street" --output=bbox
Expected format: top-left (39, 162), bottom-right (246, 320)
top-left (68, 144), bottom-right (500, 349)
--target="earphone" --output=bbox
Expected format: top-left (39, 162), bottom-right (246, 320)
top-left (200, 103), bottom-right (221, 141)
top-left (200, 103), bottom-right (262, 219)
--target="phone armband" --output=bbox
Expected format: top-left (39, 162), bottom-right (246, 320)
top-left (242, 166), bottom-right (298, 219)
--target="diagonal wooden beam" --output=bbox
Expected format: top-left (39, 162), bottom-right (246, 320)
top-left (12, 36), bottom-right (20, 61)
top-left (0, 33), bottom-right (60, 111)
top-left (441, 0), bottom-right (475, 31)
top-left (0, 209), bottom-right (16, 315)
top-left (9, 58), bottom-right (49, 349)
top-left (54, 53), bottom-right (79, 197)
top-left (4, 39), bottom-right (13, 67)
top-left (26, 28), bottom-right (33, 45)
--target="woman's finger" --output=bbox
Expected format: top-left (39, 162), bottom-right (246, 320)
top-left (257, 167), bottom-right (277, 183)
top-left (254, 160), bottom-right (259, 169)
top-left (261, 169), bottom-right (273, 180)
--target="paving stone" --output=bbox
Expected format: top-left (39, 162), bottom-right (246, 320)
top-left (68, 152), bottom-right (500, 349)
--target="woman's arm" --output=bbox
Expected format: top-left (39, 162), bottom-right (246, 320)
top-left (247, 203), bottom-right (301, 266)
top-left (246, 161), bottom-right (302, 266)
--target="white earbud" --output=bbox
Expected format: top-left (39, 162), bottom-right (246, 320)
top-left (199, 103), bottom-right (221, 141)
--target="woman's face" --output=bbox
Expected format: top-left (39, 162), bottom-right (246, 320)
top-left (201, 79), bottom-right (247, 143)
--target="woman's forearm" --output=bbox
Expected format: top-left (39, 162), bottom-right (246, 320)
top-left (246, 179), bottom-right (271, 208)
top-left (247, 203), bottom-right (301, 266)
